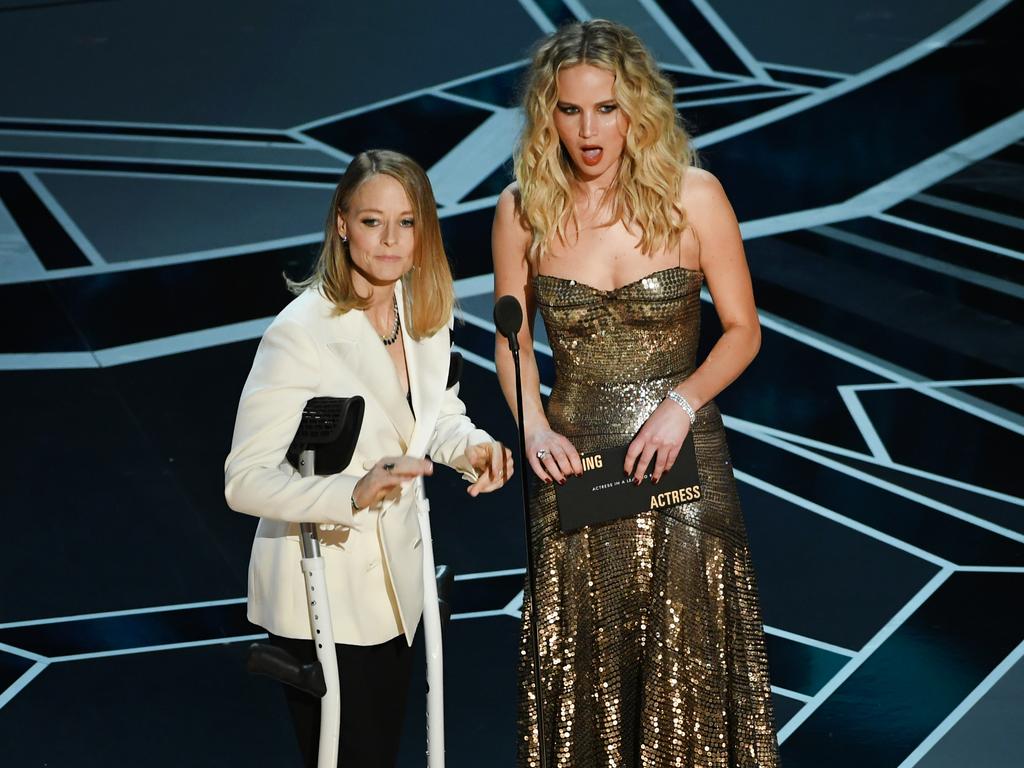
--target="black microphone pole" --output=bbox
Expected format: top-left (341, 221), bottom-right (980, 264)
top-left (494, 295), bottom-right (548, 768)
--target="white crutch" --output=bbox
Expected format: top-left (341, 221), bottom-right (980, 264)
top-left (407, 348), bottom-right (468, 768)
top-left (415, 477), bottom-right (446, 768)
top-left (297, 452), bottom-right (342, 768)
top-left (249, 395), bottom-right (363, 768)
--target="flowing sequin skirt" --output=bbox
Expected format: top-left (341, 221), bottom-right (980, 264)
top-left (516, 403), bottom-right (780, 767)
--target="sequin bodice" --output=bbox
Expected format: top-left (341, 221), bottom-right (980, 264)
top-left (534, 266), bottom-right (703, 440)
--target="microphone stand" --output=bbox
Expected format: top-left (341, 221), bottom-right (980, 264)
top-left (495, 298), bottom-right (548, 768)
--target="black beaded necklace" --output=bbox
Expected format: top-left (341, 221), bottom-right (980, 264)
top-left (379, 294), bottom-right (400, 346)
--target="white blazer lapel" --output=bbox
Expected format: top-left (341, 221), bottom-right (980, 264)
top-left (325, 306), bottom-right (415, 445)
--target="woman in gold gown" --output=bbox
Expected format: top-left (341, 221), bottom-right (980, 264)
top-left (492, 20), bottom-right (780, 767)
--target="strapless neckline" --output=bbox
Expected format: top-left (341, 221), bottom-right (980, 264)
top-left (533, 265), bottom-right (702, 295)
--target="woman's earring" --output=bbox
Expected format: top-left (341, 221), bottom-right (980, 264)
top-left (341, 235), bottom-right (348, 243)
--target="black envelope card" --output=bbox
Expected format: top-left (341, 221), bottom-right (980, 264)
top-left (554, 436), bottom-right (701, 533)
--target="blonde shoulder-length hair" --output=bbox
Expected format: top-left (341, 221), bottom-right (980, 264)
top-left (515, 19), bottom-right (696, 262)
top-left (289, 149), bottom-right (455, 340)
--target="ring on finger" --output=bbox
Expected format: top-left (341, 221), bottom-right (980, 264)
top-left (536, 449), bottom-right (549, 460)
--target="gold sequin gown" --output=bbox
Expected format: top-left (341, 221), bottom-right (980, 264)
top-left (518, 266), bottom-right (779, 767)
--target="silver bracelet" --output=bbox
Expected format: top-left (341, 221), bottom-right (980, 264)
top-left (665, 390), bottom-right (696, 424)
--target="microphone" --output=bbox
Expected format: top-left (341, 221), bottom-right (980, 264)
top-left (493, 293), bottom-right (548, 768)
top-left (493, 295), bottom-right (522, 352)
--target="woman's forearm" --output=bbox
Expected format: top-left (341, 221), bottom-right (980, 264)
top-left (495, 340), bottom-right (549, 431)
top-left (673, 320), bottom-right (760, 411)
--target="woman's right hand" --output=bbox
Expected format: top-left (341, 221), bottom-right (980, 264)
top-left (526, 427), bottom-right (582, 484)
top-left (351, 456), bottom-right (433, 510)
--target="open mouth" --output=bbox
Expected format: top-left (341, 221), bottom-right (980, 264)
top-left (580, 145), bottom-right (603, 166)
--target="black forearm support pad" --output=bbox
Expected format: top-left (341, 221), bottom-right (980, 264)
top-left (246, 642), bottom-right (328, 698)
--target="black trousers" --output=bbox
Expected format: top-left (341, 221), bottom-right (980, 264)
top-left (267, 631), bottom-right (414, 768)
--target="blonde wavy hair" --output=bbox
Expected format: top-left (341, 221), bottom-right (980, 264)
top-left (515, 19), bottom-right (695, 261)
top-left (289, 149), bottom-right (455, 340)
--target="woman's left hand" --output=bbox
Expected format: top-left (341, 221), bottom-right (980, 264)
top-left (464, 441), bottom-right (514, 496)
top-left (625, 399), bottom-right (692, 484)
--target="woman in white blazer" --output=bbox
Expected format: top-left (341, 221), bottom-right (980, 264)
top-left (225, 149), bottom-right (512, 768)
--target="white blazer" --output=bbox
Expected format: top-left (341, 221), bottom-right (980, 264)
top-left (224, 284), bottom-right (491, 646)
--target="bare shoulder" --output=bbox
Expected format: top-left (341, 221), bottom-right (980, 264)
top-left (494, 182), bottom-right (531, 239)
top-left (495, 182), bottom-right (524, 218)
top-left (500, 180), bottom-right (521, 201)
top-left (680, 167), bottom-right (729, 210)
top-left (679, 167), bottom-right (737, 232)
